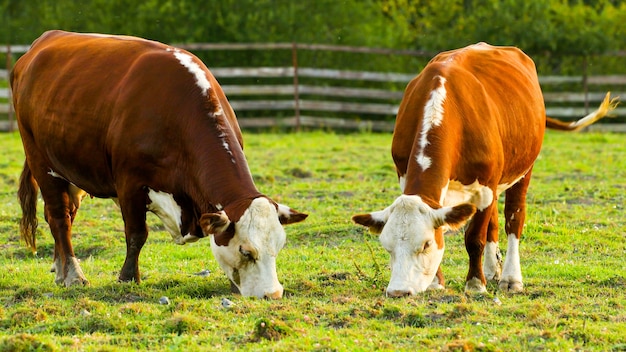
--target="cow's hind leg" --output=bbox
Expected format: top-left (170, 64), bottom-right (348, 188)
top-left (48, 185), bottom-right (87, 281)
top-left (20, 134), bottom-right (88, 286)
top-left (39, 180), bottom-right (88, 286)
top-left (483, 205), bottom-right (502, 282)
top-left (117, 187), bottom-right (149, 283)
top-left (500, 170), bottom-right (533, 293)
top-left (43, 206), bottom-right (64, 282)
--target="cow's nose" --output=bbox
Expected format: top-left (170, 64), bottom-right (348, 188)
top-left (264, 290), bottom-right (283, 300)
top-left (386, 289), bottom-right (412, 298)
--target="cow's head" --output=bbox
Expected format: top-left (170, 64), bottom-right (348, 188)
top-left (200, 197), bottom-right (307, 299)
top-left (352, 195), bottom-right (475, 297)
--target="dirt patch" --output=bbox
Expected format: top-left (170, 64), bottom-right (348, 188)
top-left (248, 318), bottom-right (292, 342)
top-left (286, 167), bottom-right (313, 178)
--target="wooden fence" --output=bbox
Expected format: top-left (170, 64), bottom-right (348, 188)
top-left (2, 43), bottom-right (626, 132)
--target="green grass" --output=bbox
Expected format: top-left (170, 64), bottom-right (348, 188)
top-left (0, 130), bottom-right (625, 351)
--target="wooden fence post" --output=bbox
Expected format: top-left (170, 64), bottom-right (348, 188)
top-left (6, 44), bottom-right (13, 132)
top-left (291, 42), bottom-right (300, 131)
top-left (582, 56), bottom-right (589, 114)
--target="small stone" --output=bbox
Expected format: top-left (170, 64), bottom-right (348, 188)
top-left (80, 309), bottom-right (91, 317)
top-left (221, 297), bottom-right (235, 309)
top-left (43, 292), bottom-right (53, 298)
top-left (159, 296), bottom-right (170, 305)
top-left (194, 269), bottom-right (211, 277)
top-left (493, 296), bottom-right (502, 306)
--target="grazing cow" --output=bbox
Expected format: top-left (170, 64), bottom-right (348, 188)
top-left (11, 30), bottom-right (307, 299)
top-left (352, 43), bottom-right (617, 297)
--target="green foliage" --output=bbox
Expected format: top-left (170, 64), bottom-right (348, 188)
top-left (378, 0), bottom-right (625, 58)
top-left (1, 0), bottom-right (398, 48)
top-left (0, 334), bottom-right (55, 352)
top-left (2, 0), bottom-right (626, 73)
top-left (0, 131), bottom-right (625, 350)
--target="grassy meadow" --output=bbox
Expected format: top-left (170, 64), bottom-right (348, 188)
top-left (0, 130), bottom-right (625, 351)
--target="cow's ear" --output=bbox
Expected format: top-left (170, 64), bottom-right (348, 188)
top-left (277, 203), bottom-right (308, 225)
top-left (213, 223), bottom-right (235, 246)
top-left (352, 211), bottom-right (387, 235)
top-left (199, 211), bottom-right (231, 235)
top-left (433, 204), bottom-right (476, 230)
top-left (200, 211), bottom-right (235, 246)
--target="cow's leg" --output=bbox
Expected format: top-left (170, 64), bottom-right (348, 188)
top-left (483, 205), bottom-right (502, 282)
top-left (39, 182), bottom-right (88, 287)
top-left (47, 186), bottom-right (85, 279)
top-left (43, 206), bottom-right (65, 283)
top-left (500, 170), bottom-right (532, 293)
top-left (20, 135), bottom-right (88, 286)
top-left (464, 202), bottom-right (496, 293)
top-left (428, 266), bottom-right (445, 290)
top-left (117, 188), bottom-right (148, 283)
top-left (43, 205), bottom-right (61, 282)
top-left (42, 206), bottom-right (58, 273)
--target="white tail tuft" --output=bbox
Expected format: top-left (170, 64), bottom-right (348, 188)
top-left (569, 92), bottom-right (619, 131)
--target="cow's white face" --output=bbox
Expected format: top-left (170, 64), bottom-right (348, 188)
top-left (202, 197), bottom-right (307, 299)
top-left (353, 195), bottom-right (475, 297)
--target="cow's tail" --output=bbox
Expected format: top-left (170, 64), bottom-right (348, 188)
top-left (18, 161), bottom-right (39, 254)
top-left (546, 92), bottom-right (619, 131)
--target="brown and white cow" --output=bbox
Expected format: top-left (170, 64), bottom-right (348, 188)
top-left (11, 30), bottom-right (307, 299)
top-left (352, 43), bottom-right (617, 297)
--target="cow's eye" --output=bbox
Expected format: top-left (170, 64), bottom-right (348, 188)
top-left (239, 245), bottom-right (256, 261)
top-left (422, 240), bottom-right (432, 252)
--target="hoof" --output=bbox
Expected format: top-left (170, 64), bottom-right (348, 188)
top-left (428, 283), bottom-right (445, 290)
top-left (118, 275), bottom-right (140, 284)
top-left (498, 280), bottom-right (523, 293)
top-left (64, 277), bottom-right (90, 287)
top-left (464, 277), bottom-right (487, 294)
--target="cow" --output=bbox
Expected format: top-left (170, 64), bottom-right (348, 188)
top-left (10, 30), bottom-right (307, 299)
top-left (352, 43), bottom-right (617, 297)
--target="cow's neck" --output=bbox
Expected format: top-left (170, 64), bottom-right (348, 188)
top-left (182, 118), bottom-right (263, 221)
top-left (194, 155), bottom-right (263, 221)
top-left (403, 166), bottom-right (450, 209)
top-left (402, 127), bottom-right (455, 209)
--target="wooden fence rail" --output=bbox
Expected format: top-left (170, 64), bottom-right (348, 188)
top-left (2, 43), bottom-right (626, 132)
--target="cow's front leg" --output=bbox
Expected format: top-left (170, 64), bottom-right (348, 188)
top-left (464, 203), bottom-right (495, 293)
top-left (428, 265), bottom-right (445, 290)
top-left (118, 189), bottom-right (149, 283)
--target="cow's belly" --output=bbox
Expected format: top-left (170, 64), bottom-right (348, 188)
top-left (18, 105), bottom-right (118, 197)
top-left (45, 152), bottom-right (117, 198)
top-left (441, 180), bottom-right (494, 211)
top-left (441, 173), bottom-right (526, 210)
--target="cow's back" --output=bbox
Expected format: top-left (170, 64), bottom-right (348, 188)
top-left (429, 43), bottom-right (545, 131)
top-left (11, 30), bottom-right (246, 198)
top-left (392, 43), bottom-right (546, 189)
